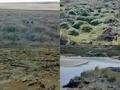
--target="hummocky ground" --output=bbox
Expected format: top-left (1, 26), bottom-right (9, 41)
top-left (0, 45), bottom-right (59, 90)
top-left (60, 0), bottom-right (120, 45)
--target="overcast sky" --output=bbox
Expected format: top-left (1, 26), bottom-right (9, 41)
top-left (0, 0), bottom-right (59, 3)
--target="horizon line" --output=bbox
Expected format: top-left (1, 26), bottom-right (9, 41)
top-left (0, 1), bottom-right (59, 3)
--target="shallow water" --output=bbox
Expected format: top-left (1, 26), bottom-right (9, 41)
top-left (60, 57), bottom-right (120, 86)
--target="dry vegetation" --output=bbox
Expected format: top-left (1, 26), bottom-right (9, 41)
top-left (0, 3), bottom-right (59, 10)
top-left (0, 2), bottom-right (60, 90)
top-left (60, 0), bottom-right (120, 45)
top-left (0, 45), bottom-right (59, 90)
top-left (0, 3), bottom-right (59, 45)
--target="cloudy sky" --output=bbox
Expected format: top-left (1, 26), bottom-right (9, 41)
top-left (0, 0), bottom-right (59, 2)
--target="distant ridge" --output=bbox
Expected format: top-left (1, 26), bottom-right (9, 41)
top-left (0, 2), bottom-right (59, 4)
top-left (0, 3), bottom-right (59, 10)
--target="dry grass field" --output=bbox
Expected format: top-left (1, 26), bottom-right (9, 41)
top-left (0, 3), bottom-right (59, 10)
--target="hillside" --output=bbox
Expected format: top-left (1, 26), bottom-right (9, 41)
top-left (0, 3), bottom-right (59, 45)
top-left (60, 0), bottom-right (120, 45)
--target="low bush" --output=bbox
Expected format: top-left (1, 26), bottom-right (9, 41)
top-left (60, 4), bottom-right (64, 7)
top-left (68, 28), bottom-right (79, 36)
top-left (67, 18), bottom-right (75, 25)
top-left (72, 20), bottom-right (87, 29)
top-left (2, 26), bottom-right (19, 32)
top-left (3, 34), bottom-right (20, 41)
top-left (94, 52), bottom-right (106, 57)
top-left (94, 13), bottom-right (99, 16)
top-left (68, 10), bottom-right (76, 15)
top-left (90, 19), bottom-right (102, 25)
top-left (76, 16), bottom-right (96, 23)
top-left (98, 9), bottom-right (101, 13)
top-left (81, 24), bottom-right (93, 33)
top-left (104, 17), bottom-right (117, 24)
top-left (80, 9), bottom-right (90, 16)
top-left (91, 87), bottom-right (102, 90)
top-left (60, 22), bottom-right (70, 29)
top-left (107, 77), bottom-right (116, 82)
top-left (70, 40), bottom-right (76, 45)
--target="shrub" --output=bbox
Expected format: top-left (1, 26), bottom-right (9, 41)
top-left (68, 28), bottom-right (79, 36)
top-left (3, 34), bottom-right (19, 41)
top-left (76, 16), bottom-right (96, 23)
top-left (60, 22), bottom-right (70, 29)
top-left (94, 52), bottom-right (106, 57)
top-left (98, 9), bottom-right (101, 13)
top-left (2, 26), bottom-right (18, 32)
top-left (91, 87), bottom-right (102, 90)
top-left (107, 77), bottom-right (116, 82)
top-left (68, 10), bottom-right (76, 15)
top-left (95, 66), bottom-right (99, 71)
top-left (81, 24), bottom-right (93, 33)
top-left (67, 18), bottom-right (75, 25)
top-left (88, 8), bottom-right (94, 12)
top-left (72, 20), bottom-right (87, 29)
top-left (94, 13), bottom-right (99, 16)
top-left (104, 17), bottom-right (117, 24)
top-left (70, 40), bottom-right (76, 45)
top-left (90, 19), bottom-right (102, 25)
top-left (80, 9), bottom-right (90, 16)
top-left (60, 4), bottom-right (64, 7)
top-left (60, 35), bottom-right (69, 45)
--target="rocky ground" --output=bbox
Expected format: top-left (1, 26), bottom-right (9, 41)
top-left (0, 45), bottom-right (59, 90)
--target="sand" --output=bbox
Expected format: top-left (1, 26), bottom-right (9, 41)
top-left (60, 56), bottom-right (89, 67)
